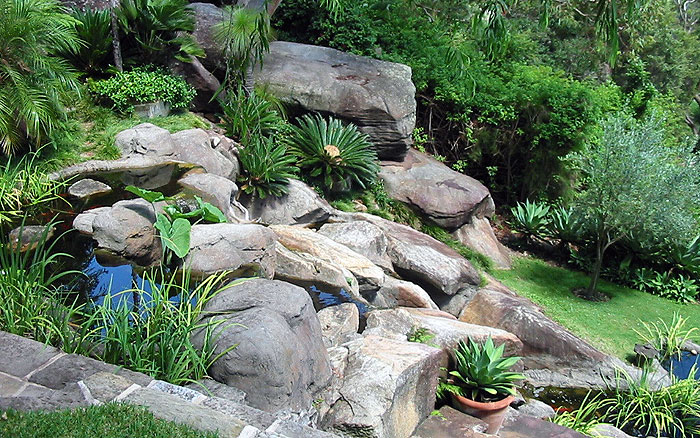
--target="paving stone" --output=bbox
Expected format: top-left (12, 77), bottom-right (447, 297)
top-left (199, 396), bottom-right (276, 430)
top-left (500, 415), bottom-right (587, 438)
top-left (123, 388), bottom-right (247, 438)
top-left (82, 372), bottom-right (136, 402)
top-left (186, 378), bottom-right (247, 404)
top-left (0, 331), bottom-right (61, 378)
top-left (0, 383), bottom-right (88, 411)
top-left (115, 367), bottom-right (154, 387)
top-left (68, 178), bottom-right (112, 199)
top-left (149, 380), bottom-right (204, 403)
top-left (411, 405), bottom-right (488, 438)
top-left (0, 373), bottom-right (25, 396)
top-left (28, 353), bottom-right (116, 390)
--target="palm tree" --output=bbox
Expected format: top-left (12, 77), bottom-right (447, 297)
top-left (0, 0), bottom-right (80, 155)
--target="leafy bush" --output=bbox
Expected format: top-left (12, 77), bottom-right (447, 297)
top-left (116, 0), bottom-right (202, 63)
top-left (93, 269), bottom-right (236, 384)
top-left (510, 199), bottom-right (550, 239)
top-left (237, 137), bottom-right (297, 199)
top-left (218, 87), bottom-right (287, 145)
top-left (63, 8), bottom-right (113, 74)
top-left (0, 0), bottom-right (81, 154)
top-left (89, 67), bottom-right (196, 113)
top-left (287, 114), bottom-right (380, 193)
top-left (547, 205), bottom-right (584, 243)
top-left (439, 337), bottom-right (525, 402)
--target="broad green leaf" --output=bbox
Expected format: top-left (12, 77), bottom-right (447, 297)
top-left (126, 185), bottom-right (168, 203)
top-left (195, 196), bottom-right (227, 223)
top-left (166, 218), bottom-right (191, 259)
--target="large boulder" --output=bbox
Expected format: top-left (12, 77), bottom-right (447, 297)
top-left (254, 42), bottom-right (416, 160)
top-left (453, 217), bottom-right (511, 269)
top-left (364, 308), bottom-right (523, 358)
top-left (190, 3), bottom-right (226, 71)
top-left (271, 225), bottom-right (385, 291)
top-left (273, 242), bottom-right (362, 302)
top-left (178, 172), bottom-right (248, 222)
top-left (379, 149), bottom-right (494, 230)
top-left (321, 335), bottom-right (442, 438)
top-left (115, 123), bottom-right (176, 158)
top-left (185, 224), bottom-right (276, 278)
top-left (74, 199), bottom-right (161, 265)
top-left (170, 129), bottom-right (239, 180)
top-left (341, 213), bottom-right (481, 296)
top-left (317, 303), bottom-right (360, 347)
top-left (370, 276), bottom-right (438, 309)
top-left (318, 221), bottom-right (393, 272)
top-left (459, 289), bottom-right (606, 361)
top-left (244, 179), bottom-right (334, 226)
top-left (193, 279), bottom-right (332, 412)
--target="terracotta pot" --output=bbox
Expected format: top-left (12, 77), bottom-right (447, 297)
top-left (451, 393), bottom-right (514, 435)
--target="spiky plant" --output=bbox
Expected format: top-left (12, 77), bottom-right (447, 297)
top-left (441, 337), bottom-right (525, 402)
top-left (63, 8), bottom-right (113, 74)
top-left (286, 114), bottom-right (380, 193)
top-left (0, 0), bottom-right (81, 154)
top-left (238, 136), bottom-right (296, 199)
top-left (218, 86), bottom-right (286, 145)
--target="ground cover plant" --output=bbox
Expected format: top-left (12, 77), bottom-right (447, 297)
top-left (0, 403), bottom-right (219, 438)
top-left (493, 256), bottom-right (700, 360)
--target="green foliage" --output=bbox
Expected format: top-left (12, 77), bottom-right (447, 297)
top-left (602, 369), bottom-right (700, 438)
top-left (93, 269), bottom-right (237, 384)
top-left (441, 337), bottom-right (525, 402)
top-left (125, 185), bottom-right (227, 260)
top-left (287, 114), bottom-right (380, 193)
top-left (63, 8), bottom-right (113, 75)
top-left (89, 66), bottom-right (196, 113)
top-left (213, 5), bottom-right (271, 89)
top-left (116, 0), bottom-right (202, 64)
top-left (0, 151), bottom-right (66, 224)
top-left (546, 205), bottom-right (584, 243)
top-left (567, 113), bottom-right (700, 297)
top-left (407, 327), bottom-right (436, 345)
top-left (510, 200), bottom-right (550, 239)
top-left (669, 235), bottom-right (700, 275)
top-left (237, 137), bottom-right (297, 199)
top-left (0, 223), bottom-right (89, 349)
top-left (635, 312), bottom-right (699, 362)
top-left (420, 223), bottom-right (494, 272)
top-left (0, 0), bottom-right (81, 154)
top-left (550, 392), bottom-right (606, 436)
top-left (0, 404), bottom-right (218, 438)
top-left (218, 87), bottom-right (287, 145)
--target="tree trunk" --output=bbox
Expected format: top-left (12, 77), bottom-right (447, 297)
top-left (110, 8), bottom-right (123, 72)
top-left (584, 236), bottom-right (605, 299)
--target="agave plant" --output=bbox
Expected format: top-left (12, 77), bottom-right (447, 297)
top-left (547, 205), bottom-right (583, 243)
top-left (0, 0), bottom-right (81, 154)
top-left (442, 337), bottom-right (525, 402)
top-left (286, 114), bottom-right (380, 193)
top-left (510, 199), bottom-right (550, 240)
top-left (237, 136), bottom-right (297, 199)
top-left (669, 235), bottom-right (700, 274)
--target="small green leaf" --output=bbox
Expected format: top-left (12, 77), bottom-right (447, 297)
top-left (195, 196), bottom-right (227, 223)
top-left (125, 185), bottom-right (168, 203)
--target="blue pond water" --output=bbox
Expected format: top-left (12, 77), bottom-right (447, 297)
top-left (664, 351), bottom-right (700, 380)
top-left (72, 255), bottom-right (368, 316)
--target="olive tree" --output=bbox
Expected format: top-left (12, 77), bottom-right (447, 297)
top-left (567, 113), bottom-right (700, 299)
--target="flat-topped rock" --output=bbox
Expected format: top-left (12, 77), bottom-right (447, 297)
top-left (186, 223), bottom-right (276, 278)
top-left (318, 221), bottom-right (393, 272)
top-left (68, 178), bottom-right (112, 199)
top-left (380, 149), bottom-right (495, 229)
top-left (499, 415), bottom-right (587, 438)
top-left (411, 405), bottom-right (488, 438)
top-left (272, 225), bottom-right (385, 291)
top-left (244, 179), bottom-right (334, 226)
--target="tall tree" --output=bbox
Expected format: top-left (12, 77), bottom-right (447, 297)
top-left (567, 113), bottom-right (700, 299)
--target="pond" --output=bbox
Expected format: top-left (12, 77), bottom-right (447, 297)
top-left (664, 351), bottom-right (700, 381)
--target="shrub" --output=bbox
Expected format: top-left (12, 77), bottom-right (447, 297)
top-left (93, 269), bottom-right (237, 385)
top-left (89, 67), bottom-right (196, 113)
top-left (237, 137), bottom-right (297, 199)
top-left (287, 114), bottom-right (380, 193)
top-left (63, 8), bottom-right (112, 74)
top-left (0, 0), bottom-right (81, 154)
top-left (218, 87), bottom-right (287, 145)
top-left (547, 205), bottom-right (584, 243)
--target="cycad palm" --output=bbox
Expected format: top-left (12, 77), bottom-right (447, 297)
top-left (0, 0), bottom-right (80, 155)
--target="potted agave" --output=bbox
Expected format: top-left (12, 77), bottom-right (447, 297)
top-left (440, 337), bottom-right (525, 435)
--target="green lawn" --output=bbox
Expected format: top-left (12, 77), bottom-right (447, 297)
top-left (493, 256), bottom-right (700, 360)
top-left (0, 403), bottom-right (218, 438)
